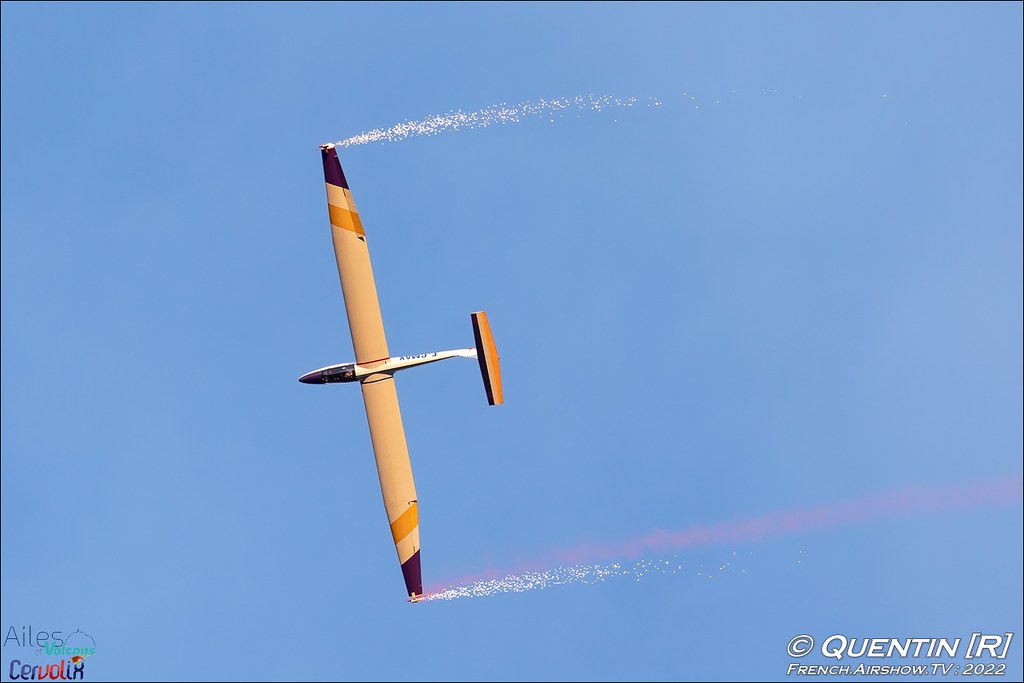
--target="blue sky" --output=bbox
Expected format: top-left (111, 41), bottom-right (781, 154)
top-left (2, 3), bottom-right (1021, 681)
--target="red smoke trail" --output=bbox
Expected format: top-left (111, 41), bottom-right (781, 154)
top-left (428, 477), bottom-right (1022, 593)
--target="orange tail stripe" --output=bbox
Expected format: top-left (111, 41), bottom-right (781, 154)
top-left (473, 312), bottom-right (503, 405)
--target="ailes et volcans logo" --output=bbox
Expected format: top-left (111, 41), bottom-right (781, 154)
top-left (4, 626), bottom-right (97, 680)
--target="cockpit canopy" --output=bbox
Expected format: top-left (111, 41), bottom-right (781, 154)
top-left (323, 364), bottom-right (357, 383)
top-left (299, 363), bottom-right (357, 384)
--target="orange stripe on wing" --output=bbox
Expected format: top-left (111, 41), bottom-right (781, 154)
top-left (390, 502), bottom-right (419, 544)
top-left (328, 203), bottom-right (365, 237)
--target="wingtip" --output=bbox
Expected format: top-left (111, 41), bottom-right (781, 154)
top-left (401, 549), bottom-right (422, 599)
top-left (320, 144), bottom-right (349, 188)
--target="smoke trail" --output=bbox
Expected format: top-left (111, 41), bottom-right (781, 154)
top-left (425, 556), bottom-right (737, 601)
top-left (328, 94), bottom-right (661, 148)
top-left (425, 477), bottom-right (1022, 601)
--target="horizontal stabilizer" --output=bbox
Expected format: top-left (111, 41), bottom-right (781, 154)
top-left (471, 311), bottom-right (503, 406)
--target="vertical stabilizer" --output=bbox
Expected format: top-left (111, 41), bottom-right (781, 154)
top-left (471, 311), bottom-right (503, 406)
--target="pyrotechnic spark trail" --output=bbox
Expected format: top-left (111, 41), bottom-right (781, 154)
top-left (424, 477), bottom-right (1022, 602)
top-left (328, 94), bottom-right (661, 148)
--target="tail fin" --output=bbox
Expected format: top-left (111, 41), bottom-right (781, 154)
top-left (470, 311), bottom-right (503, 406)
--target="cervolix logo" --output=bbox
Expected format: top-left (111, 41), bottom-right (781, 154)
top-left (8, 658), bottom-right (86, 681)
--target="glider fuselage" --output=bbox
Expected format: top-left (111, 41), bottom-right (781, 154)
top-left (299, 348), bottom-right (476, 385)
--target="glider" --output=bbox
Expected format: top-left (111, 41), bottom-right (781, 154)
top-left (300, 144), bottom-right (503, 602)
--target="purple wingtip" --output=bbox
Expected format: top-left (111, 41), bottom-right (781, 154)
top-left (320, 145), bottom-right (349, 189)
top-left (401, 550), bottom-right (422, 599)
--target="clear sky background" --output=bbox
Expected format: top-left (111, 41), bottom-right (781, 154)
top-left (2, 3), bottom-right (1021, 681)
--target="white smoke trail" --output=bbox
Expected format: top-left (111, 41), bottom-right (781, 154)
top-left (426, 562), bottom-right (627, 601)
top-left (423, 477), bottom-right (1022, 603)
top-left (426, 555), bottom-right (733, 601)
top-left (329, 94), bottom-right (662, 148)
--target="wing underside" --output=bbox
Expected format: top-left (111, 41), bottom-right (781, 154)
top-left (361, 374), bottom-right (421, 598)
top-left (321, 148), bottom-right (390, 365)
top-left (321, 145), bottom-right (422, 600)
